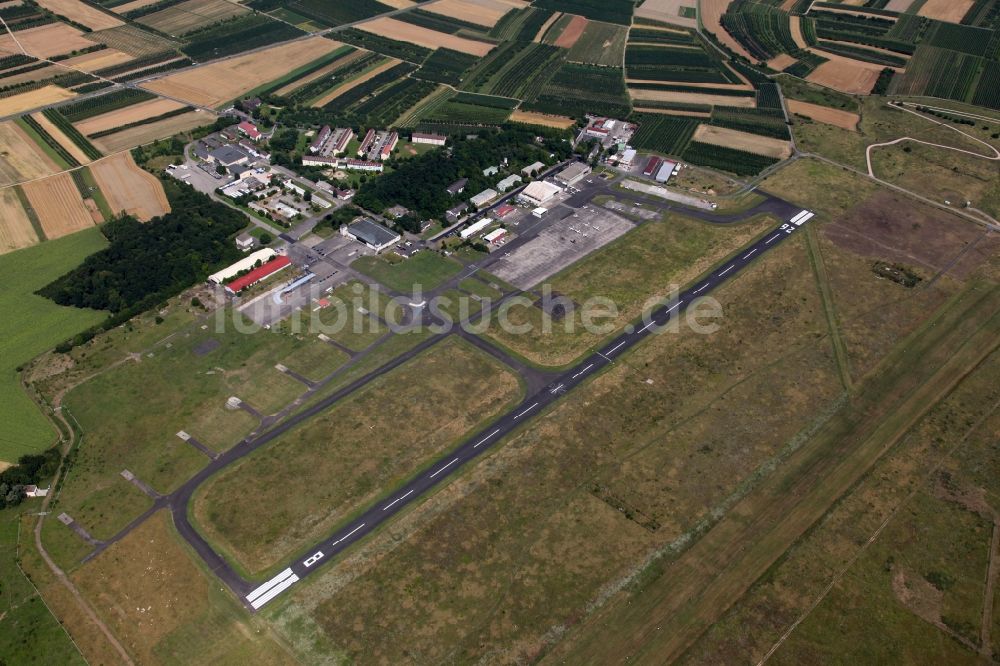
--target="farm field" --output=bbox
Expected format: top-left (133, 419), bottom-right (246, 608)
top-left (787, 99), bottom-right (859, 130)
top-left (193, 336), bottom-right (524, 573)
top-left (21, 172), bottom-right (96, 240)
top-left (74, 98), bottom-right (189, 136)
top-left (0, 187), bottom-right (36, 253)
top-left (917, 0), bottom-right (975, 23)
top-left (36, 0), bottom-right (123, 30)
top-left (423, 0), bottom-right (526, 27)
top-left (0, 227), bottom-right (106, 462)
top-left (90, 109), bottom-right (210, 153)
top-left (552, 14), bottom-right (587, 48)
top-left (272, 49), bottom-right (366, 97)
top-left (87, 24), bottom-right (177, 57)
top-left (0, 85), bottom-right (76, 117)
top-left (137, 0), bottom-right (248, 36)
top-left (629, 87), bottom-right (756, 107)
top-left (357, 17), bottom-right (496, 56)
top-left (701, 0), bottom-right (753, 59)
top-left (142, 36), bottom-right (341, 107)
top-left (692, 123), bottom-right (793, 159)
top-left (807, 59), bottom-right (881, 95)
top-left (0, 23), bottom-right (96, 58)
top-left (90, 152), bottom-right (169, 221)
top-left (309, 57), bottom-right (399, 108)
top-left (60, 48), bottom-right (135, 73)
top-left (0, 120), bottom-right (61, 186)
top-left (635, 0), bottom-right (698, 28)
top-left (30, 112), bottom-right (93, 165)
top-left (509, 109), bottom-right (575, 128)
top-left (567, 20), bottom-right (628, 66)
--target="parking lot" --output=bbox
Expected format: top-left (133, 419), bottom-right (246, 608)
top-left (488, 203), bottom-right (636, 289)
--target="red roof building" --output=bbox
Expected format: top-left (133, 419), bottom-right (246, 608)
top-left (238, 121), bottom-right (261, 141)
top-left (225, 255), bottom-right (290, 294)
top-left (643, 156), bottom-right (662, 177)
top-left (493, 204), bottom-right (515, 218)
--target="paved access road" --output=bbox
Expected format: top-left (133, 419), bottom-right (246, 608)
top-left (243, 206), bottom-right (816, 610)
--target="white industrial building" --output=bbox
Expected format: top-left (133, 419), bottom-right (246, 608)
top-left (521, 161), bottom-right (545, 177)
top-left (208, 248), bottom-right (278, 284)
top-left (619, 148), bottom-right (637, 169)
top-left (519, 180), bottom-right (562, 206)
top-left (496, 174), bottom-right (522, 191)
top-left (555, 162), bottom-right (591, 186)
top-left (470, 188), bottom-right (498, 208)
top-left (460, 218), bottom-right (491, 239)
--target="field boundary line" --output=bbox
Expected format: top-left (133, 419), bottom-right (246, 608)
top-left (758, 389), bottom-right (1000, 665)
top-left (803, 225), bottom-right (851, 390)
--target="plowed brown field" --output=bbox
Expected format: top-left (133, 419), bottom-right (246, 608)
top-left (21, 172), bottom-right (95, 239)
top-left (90, 152), bottom-right (169, 221)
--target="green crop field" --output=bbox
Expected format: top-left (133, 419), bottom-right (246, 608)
top-left (0, 228), bottom-right (107, 462)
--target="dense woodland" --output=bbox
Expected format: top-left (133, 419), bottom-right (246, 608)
top-left (0, 448), bottom-right (59, 508)
top-left (354, 128), bottom-right (572, 218)
top-left (39, 179), bottom-right (245, 317)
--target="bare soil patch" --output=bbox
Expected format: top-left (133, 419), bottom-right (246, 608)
top-left (90, 152), bottom-right (169, 221)
top-left (693, 124), bottom-right (792, 158)
top-left (918, 0), bottom-right (974, 23)
top-left (90, 109), bottom-right (211, 153)
top-left (0, 22), bottom-right (95, 58)
top-left (358, 17), bottom-right (495, 56)
top-left (701, 0), bottom-right (752, 59)
top-left (142, 36), bottom-right (340, 107)
top-left (635, 0), bottom-right (698, 28)
top-left (533, 10), bottom-right (560, 42)
top-left (423, 0), bottom-right (526, 27)
top-left (75, 97), bottom-right (187, 136)
top-left (788, 99), bottom-right (860, 131)
top-left (553, 14), bottom-right (587, 48)
top-left (22, 172), bottom-right (94, 239)
top-left (630, 87), bottom-right (755, 107)
top-left (60, 47), bottom-right (134, 73)
top-left (0, 84), bottom-right (75, 116)
top-left (36, 0), bottom-right (123, 30)
top-left (807, 60), bottom-right (880, 95)
top-left (30, 111), bottom-right (92, 164)
top-left (509, 110), bottom-right (576, 129)
top-left (0, 120), bottom-right (60, 185)
top-left (0, 186), bottom-right (37, 253)
top-left (310, 58), bottom-right (400, 108)
top-left (821, 190), bottom-right (984, 278)
top-left (767, 53), bottom-right (797, 71)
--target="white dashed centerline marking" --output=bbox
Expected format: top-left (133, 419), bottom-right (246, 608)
top-left (572, 363), bottom-right (594, 379)
top-left (607, 340), bottom-right (627, 354)
top-left (382, 489), bottom-right (414, 511)
top-left (743, 248), bottom-right (757, 260)
top-left (331, 523), bottom-right (366, 548)
top-left (473, 429), bottom-right (501, 448)
top-left (513, 403), bottom-right (539, 420)
top-left (692, 284), bottom-right (707, 294)
top-left (429, 458), bottom-right (459, 478)
top-left (718, 265), bottom-right (735, 277)
top-left (765, 234), bottom-right (781, 244)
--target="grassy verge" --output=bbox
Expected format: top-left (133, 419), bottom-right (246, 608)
top-left (352, 250), bottom-right (464, 293)
top-left (192, 336), bottom-right (524, 575)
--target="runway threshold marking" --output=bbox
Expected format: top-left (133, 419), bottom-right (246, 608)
top-left (473, 429), bottom-right (501, 448)
top-left (382, 489), bottom-right (415, 511)
top-left (246, 568), bottom-right (295, 603)
top-left (572, 363), bottom-right (594, 379)
top-left (513, 402), bottom-right (539, 419)
top-left (429, 458), bottom-right (459, 478)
